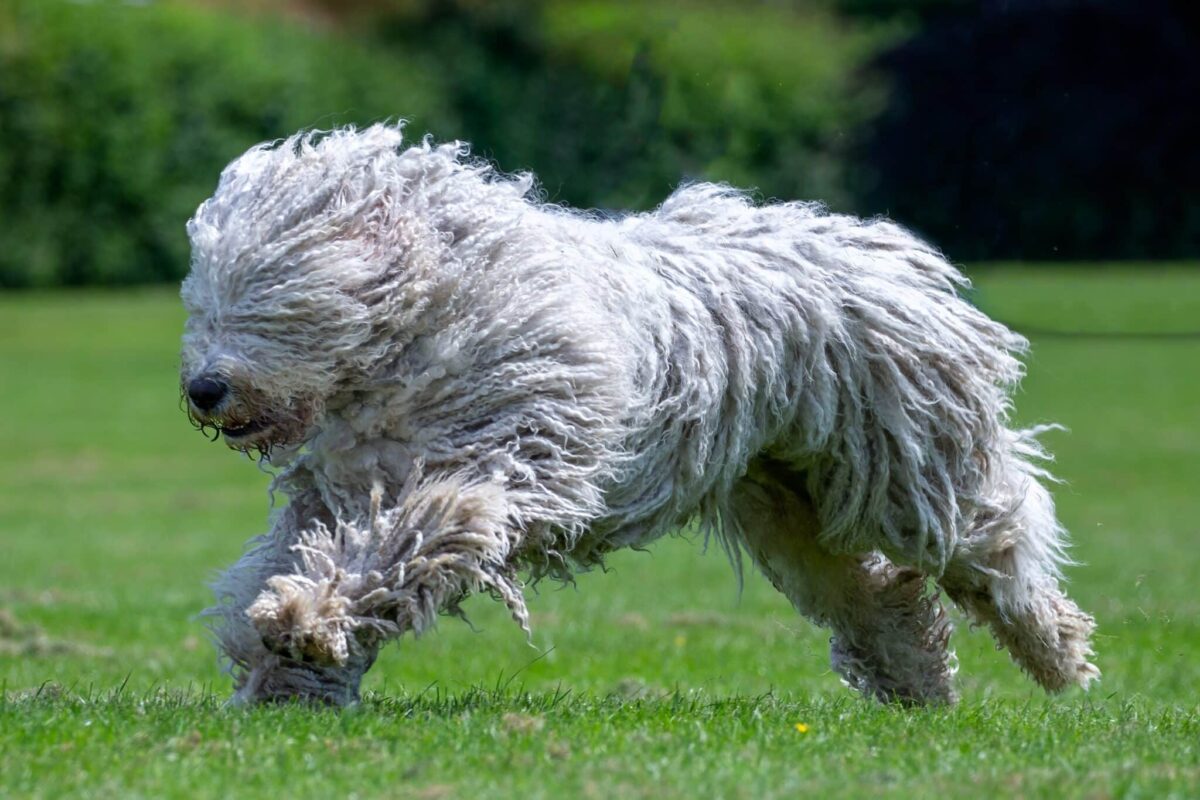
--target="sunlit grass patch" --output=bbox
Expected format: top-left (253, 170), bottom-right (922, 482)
top-left (1, 266), bottom-right (1198, 797)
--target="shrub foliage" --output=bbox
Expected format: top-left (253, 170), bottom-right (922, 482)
top-left (0, 0), bottom-right (893, 286)
top-left (0, 0), bottom-right (445, 287)
top-left (371, 0), bottom-right (895, 211)
top-left (2, 0), bottom-right (1191, 286)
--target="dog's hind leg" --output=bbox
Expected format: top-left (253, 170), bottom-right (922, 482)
top-left (729, 461), bottom-right (957, 705)
top-left (939, 463), bottom-right (1099, 692)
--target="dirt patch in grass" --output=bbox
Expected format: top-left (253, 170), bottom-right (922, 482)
top-left (501, 712), bottom-right (546, 734)
top-left (0, 608), bottom-right (112, 658)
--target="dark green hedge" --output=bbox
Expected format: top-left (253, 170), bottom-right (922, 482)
top-left (0, 0), bottom-right (892, 286)
top-left (0, 0), bottom-right (447, 287)
top-left (371, 0), bottom-right (895, 212)
top-left (3, 0), bottom-right (1194, 286)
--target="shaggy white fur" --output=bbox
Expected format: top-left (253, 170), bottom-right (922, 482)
top-left (181, 124), bottom-right (1098, 706)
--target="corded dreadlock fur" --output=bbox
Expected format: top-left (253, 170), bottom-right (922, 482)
top-left (181, 124), bottom-right (1097, 705)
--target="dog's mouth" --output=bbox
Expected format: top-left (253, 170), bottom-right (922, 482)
top-left (219, 417), bottom-right (271, 441)
top-left (214, 419), bottom-right (274, 450)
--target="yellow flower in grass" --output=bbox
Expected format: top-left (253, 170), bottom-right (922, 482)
top-left (793, 723), bottom-right (810, 734)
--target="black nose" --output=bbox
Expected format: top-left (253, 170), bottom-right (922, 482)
top-left (187, 377), bottom-right (228, 412)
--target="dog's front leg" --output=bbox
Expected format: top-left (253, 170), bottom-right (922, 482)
top-left (234, 475), bottom-right (527, 706)
top-left (205, 490), bottom-right (376, 705)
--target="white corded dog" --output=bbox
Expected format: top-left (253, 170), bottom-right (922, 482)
top-left (181, 125), bottom-right (1098, 705)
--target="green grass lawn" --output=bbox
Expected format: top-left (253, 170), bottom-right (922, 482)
top-left (1, 266), bottom-right (1198, 798)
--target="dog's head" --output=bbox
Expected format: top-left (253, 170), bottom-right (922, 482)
top-left (180, 125), bottom-right (422, 456)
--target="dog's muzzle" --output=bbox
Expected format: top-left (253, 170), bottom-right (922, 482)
top-left (184, 375), bottom-right (278, 449)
